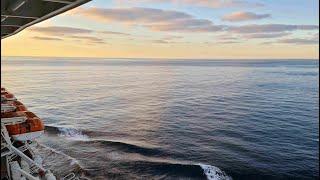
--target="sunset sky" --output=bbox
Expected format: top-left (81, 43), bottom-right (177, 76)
top-left (1, 0), bottom-right (319, 59)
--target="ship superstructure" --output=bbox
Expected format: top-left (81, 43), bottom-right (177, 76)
top-left (1, 0), bottom-right (90, 39)
top-left (1, 0), bottom-right (91, 179)
top-left (1, 87), bottom-right (55, 179)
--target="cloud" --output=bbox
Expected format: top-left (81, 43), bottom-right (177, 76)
top-left (229, 24), bottom-right (318, 34)
top-left (32, 34), bottom-right (106, 44)
top-left (72, 7), bottom-right (318, 35)
top-left (147, 19), bottom-right (225, 32)
top-left (216, 34), bottom-right (239, 40)
top-left (115, 0), bottom-right (264, 8)
top-left (222, 11), bottom-right (270, 22)
top-left (151, 35), bottom-right (189, 44)
top-left (162, 35), bottom-right (184, 40)
top-left (150, 39), bottom-right (193, 44)
top-left (215, 32), bottom-right (290, 42)
top-left (218, 41), bottom-right (240, 44)
top-left (204, 40), bottom-right (240, 44)
top-left (151, 39), bottom-right (171, 44)
top-left (73, 7), bottom-right (192, 23)
top-left (68, 35), bottom-right (106, 44)
top-left (73, 7), bottom-right (225, 33)
top-left (99, 31), bottom-right (131, 36)
top-left (28, 26), bottom-right (109, 44)
top-left (242, 32), bottom-right (290, 39)
top-left (277, 38), bottom-right (319, 45)
top-left (32, 36), bottom-right (63, 41)
top-left (175, 0), bottom-right (265, 8)
top-left (28, 26), bottom-right (127, 43)
top-left (29, 26), bottom-right (93, 36)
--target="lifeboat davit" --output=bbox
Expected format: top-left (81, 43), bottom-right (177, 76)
top-left (1, 97), bottom-right (45, 141)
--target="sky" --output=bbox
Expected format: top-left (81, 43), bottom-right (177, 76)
top-left (1, 0), bottom-right (319, 59)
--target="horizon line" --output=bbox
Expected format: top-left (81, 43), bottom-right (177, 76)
top-left (1, 55), bottom-right (319, 61)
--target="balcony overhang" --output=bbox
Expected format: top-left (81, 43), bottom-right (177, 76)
top-left (1, 0), bottom-right (91, 39)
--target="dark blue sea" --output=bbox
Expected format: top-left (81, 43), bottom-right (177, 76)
top-left (1, 57), bottom-right (319, 179)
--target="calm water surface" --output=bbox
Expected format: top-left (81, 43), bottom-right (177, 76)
top-left (1, 57), bottom-right (319, 179)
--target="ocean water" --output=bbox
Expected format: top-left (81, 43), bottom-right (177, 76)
top-left (1, 57), bottom-right (319, 180)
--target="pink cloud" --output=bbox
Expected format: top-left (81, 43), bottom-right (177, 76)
top-left (115, 0), bottom-right (264, 8)
top-left (222, 11), bottom-right (270, 22)
top-left (73, 7), bottom-right (224, 32)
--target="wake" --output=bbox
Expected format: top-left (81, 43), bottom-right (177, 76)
top-left (44, 125), bottom-right (232, 180)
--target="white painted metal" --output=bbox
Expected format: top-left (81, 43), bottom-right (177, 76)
top-left (45, 171), bottom-right (57, 180)
top-left (42, 0), bottom-right (73, 4)
top-left (1, 15), bottom-right (39, 19)
top-left (21, 160), bottom-right (31, 174)
top-left (6, 156), bottom-right (12, 179)
top-left (1, 24), bottom-right (21, 27)
top-left (1, 124), bottom-right (46, 172)
top-left (12, 131), bottom-right (44, 141)
top-left (1, 16), bottom-right (7, 22)
top-left (1, 116), bottom-right (27, 125)
top-left (62, 173), bottom-right (76, 180)
top-left (9, 144), bottom-right (46, 172)
top-left (18, 167), bottom-right (40, 180)
top-left (1, 25), bottom-right (22, 27)
top-left (1, 0), bottom-right (91, 39)
top-left (10, 161), bottom-right (22, 180)
top-left (1, 104), bottom-right (16, 113)
top-left (1, 96), bottom-right (17, 101)
top-left (10, 0), bottom-right (27, 11)
top-left (1, 150), bottom-right (12, 157)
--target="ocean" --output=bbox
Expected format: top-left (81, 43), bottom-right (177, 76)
top-left (1, 57), bottom-right (319, 179)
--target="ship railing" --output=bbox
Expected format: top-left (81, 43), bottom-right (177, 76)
top-left (1, 123), bottom-right (57, 180)
top-left (62, 173), bottom-right (78, 180)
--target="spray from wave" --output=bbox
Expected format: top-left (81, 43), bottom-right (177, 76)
top-left (56, 126), bottom-right (89, 141)
top-left (199, 164), bottom-right (232, 180)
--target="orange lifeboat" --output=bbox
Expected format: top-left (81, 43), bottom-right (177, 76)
top-left (1, 88), bottom-right (45, 141)
top-left (1, 100), bottom-right (44, 141)
top-left (5, 111), bottom-right (44, 134)
top-left (4, 111), bottom-right (45, 141)
top-left (1, 91), bottom-right (17, 101)
top-left (2, 100), bottom-right (28, 112)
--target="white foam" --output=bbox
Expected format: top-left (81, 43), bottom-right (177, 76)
top-left (70, 159), bottom-right (78, 166)
top-left (198, 163), bottom-right (232, 180)
top-left (57, 127), bottom-right (89, 141)
top-left (37, 143), bottom-right (81, 167)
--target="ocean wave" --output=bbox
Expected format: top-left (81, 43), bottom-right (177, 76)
top-left (111, 160), bottom-right (231, 180)
top-left (45, 125), bottom-right (89, 141)
top-left (76, 139), bottom-right (168, 157)
top-left (45, 126), bottom-right (167, 157)
top-left (73, 139), bottom-right (232, 179)
top-left (44, 126), bottom-right (232, 179)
